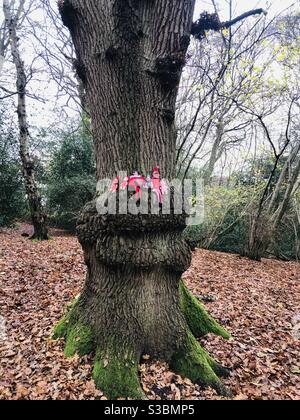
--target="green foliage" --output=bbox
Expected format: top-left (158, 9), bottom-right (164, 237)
top-left (184, 156), bottom-right (299, 260)
top-left (0, 110), bottom-right (27, 227)
top-left (273, 196), bottom-right (300, 260)
top-left (47, 176), bottom-right (95, 230)
top-left (185, 184), bottom-right (251, 254)
top-left (237, 155), bottom-right (286, 187)
top-left (46, 121), bottom-right (96, 231)
top-left (0, 161), bottom-right (26, 227)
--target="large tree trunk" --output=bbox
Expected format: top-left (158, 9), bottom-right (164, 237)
top-left (54, 0), bottom-right (230, 399)
top-left (4, 1), bottom-right (48, 241)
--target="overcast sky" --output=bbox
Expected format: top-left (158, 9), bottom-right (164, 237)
top-left (0, 0), bottom-right (298, 130)
top-left (0, 0), bottom-right (298, 22)
top-left (194, 0), bottom-right (298, 19)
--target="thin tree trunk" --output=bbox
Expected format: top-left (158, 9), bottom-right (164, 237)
top-left (245, 211), bottom-right (271, 261)
top-left (204, 119), bottom-right (224, 185)
top-left (54, 0), bottom-right (230, 399)
top-left (4, 1), bottom-right (48, 240)
top-left (248, 150), bottom-right (300, 261)
top-left (271, 158), bottom-right (300, 228)
top-left (268, 142), bottom-right (300, 214)
top-left (246, 152), bottom-right (300, 261)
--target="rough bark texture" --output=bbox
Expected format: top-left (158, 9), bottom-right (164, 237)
top-left (55, 0), bottom-right (230, 399)
top-left (58, 0), bottom-right (195, 178)
top-left (4, 1), bottom-right (48, 241)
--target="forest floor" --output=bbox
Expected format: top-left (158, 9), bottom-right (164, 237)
top-left (0, 223), bottom-right (299, 400)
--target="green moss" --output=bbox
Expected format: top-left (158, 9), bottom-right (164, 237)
top-left (52, 297), bottom-right (95, 358)
top-left (179, 280), bottom-right (230, 339)
top-left (206, 357), bottom-right (231, 379)
top-left (171, 331), bottom-right (219, 385)
top-left (93, 349), bottom-right (145, 400)
top-left (64, 322), bottom-right (95, 357)
top-left (52, 298), bottom-right (77, 340)
top-left (171, 331), bottom-right (232, 396)
top-left (53, 316), bottom-right (69, 339)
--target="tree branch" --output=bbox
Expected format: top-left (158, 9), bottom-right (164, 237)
top-left (191, 8), bottom-right (267, 40)
top-left (223, 9), bottom-right (267, 29)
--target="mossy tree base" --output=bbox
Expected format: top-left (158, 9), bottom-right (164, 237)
top-left (53, 279), bottom-right (231, 400)
top-left (53, 301), bottom-right (145, 399)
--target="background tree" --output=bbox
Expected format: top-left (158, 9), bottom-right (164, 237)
top-left (176, 1), bottom-right (277, 180)
top-left (184, 153), bottom-right (300, 261)
top-left (3, 0), bottom-right (48, 240)
top-left (178, 2), bottom-right (299, 261)
top-left (29, 0), bottom-right (86, 114)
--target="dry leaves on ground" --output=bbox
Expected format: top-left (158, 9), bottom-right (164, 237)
top-left (0, 224), bottom-right (299, 400)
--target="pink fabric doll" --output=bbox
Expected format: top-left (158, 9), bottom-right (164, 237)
top-left (151, 167), bottom-right (168, 204)
top-left (121, 172), bottom-right (146, 200)
top-left (110, 176), bottom-right (119, 192)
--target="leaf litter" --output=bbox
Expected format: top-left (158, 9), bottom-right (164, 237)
top-left (0, 224), bottom-right (299, 400)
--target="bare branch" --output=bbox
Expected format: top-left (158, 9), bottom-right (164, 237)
top-left (191, 8), bottom-right (267, 40)
top-left (223, 9), bottom-right (267, 29)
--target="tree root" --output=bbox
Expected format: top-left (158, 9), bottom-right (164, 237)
top-left (53, 299), bottom-right (95, 358)
top-left (171, 331), bottom-right (232, 397)
top-left (93, 344), bottom-right (146, 400)
top-left (53, 301), bottom-right (145, 399)
top-left (179, 280), bottom-right (230, 339)
top-left (53, 288), bottom-right (232, 399)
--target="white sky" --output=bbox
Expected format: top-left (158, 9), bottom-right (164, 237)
top-left (0, 0), bottom-right (298, 131)
top-left (0, 0), bottom-right (298, 176)
top-left (194, 0), bottom-right (298, 18)
top-left (1, 0), bottom-right (298, 31)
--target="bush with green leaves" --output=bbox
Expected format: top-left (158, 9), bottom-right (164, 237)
top-left (184, 185), bottom-right (251, 254)
top-left (0, 111), bottom-right (27, 227)
top-left (273, 194), bottom-right (300, 261)
top-left (0, 156), bottom-right (26, 227)
top-left (46, 123), bottom-right (96, 231)
top-left (184, 177), bottom-right (299, 260)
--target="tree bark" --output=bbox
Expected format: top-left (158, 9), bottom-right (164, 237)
top-left (4, 0), bottom-right (48, 240)
top-left (55, 0), bottom-right (230, 399)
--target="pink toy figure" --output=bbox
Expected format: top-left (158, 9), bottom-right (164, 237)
top-left (121, 172), bottom-right (146, 200)
top-left (110, 168), bottom-right (168, 204)
top-left (110, 176), bottom-right (119, 192)
top-left (151, 167), bottom-right (168, 204)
